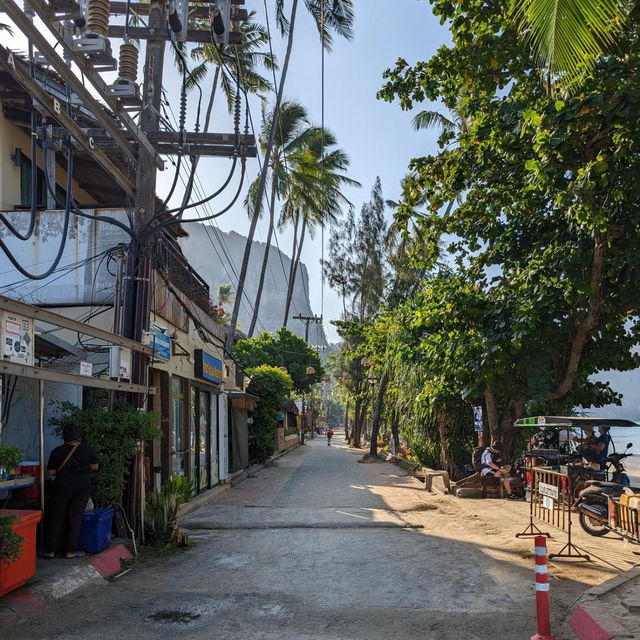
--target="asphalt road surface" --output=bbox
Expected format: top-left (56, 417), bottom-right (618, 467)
top-left (4, 433), bottom-right (578, 639)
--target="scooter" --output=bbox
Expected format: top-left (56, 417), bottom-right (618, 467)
top-left (576, 443), bottom-right (637, 537)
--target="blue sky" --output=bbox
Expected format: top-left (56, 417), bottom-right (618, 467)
top-left (195, 0), bottom-right (452, 341)
top-left (0, 0), bottom-right (452, 342)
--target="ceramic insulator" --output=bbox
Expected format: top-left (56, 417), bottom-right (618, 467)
top-left (118, 43), bottom-right (138, 82)
top-left (87, 0), bottom-right (110, 36)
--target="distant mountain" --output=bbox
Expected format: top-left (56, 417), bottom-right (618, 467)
top-left (179, 225), bottom-right (328, 346)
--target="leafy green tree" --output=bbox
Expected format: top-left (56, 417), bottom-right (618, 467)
top-left (233, 326), bottom-right (323, 393)
top-left (246, 365), bottom-right (294, 459)
top-left (325, 178), bottom-right (388, 322)
top-left (376, 0), bottom-right (640, 455)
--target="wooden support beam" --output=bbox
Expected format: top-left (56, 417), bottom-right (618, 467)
top-left (153, 143), bottom-right (256, 157)
top-left (0, 46), bottom-right (136, 197)
top-left (0, 0), bottom-right (164, 171)
top-left (0, 359), bottom-right (157, 395)
top-left (108, 25), bottom-right (243, 45)
top-left (0, 295), bottom-right (155, 356)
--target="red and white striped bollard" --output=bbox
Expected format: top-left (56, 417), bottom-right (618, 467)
top-left (531, 535), bottom-right (558, 640)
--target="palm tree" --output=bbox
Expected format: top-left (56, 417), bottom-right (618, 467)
top-left (225, 0), bottom-right (355, 353)
top-left (281, 129), bottom-right (359, 326)
top-left (512, 0), bottom-right (626, 87)
top-left (247, 100), bottom-right (317, 337)
top-left (179, 13), bottom-right (277, 211)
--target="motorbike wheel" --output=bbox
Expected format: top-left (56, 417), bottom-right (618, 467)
top-left (578, 511), bottom-right (609, 537)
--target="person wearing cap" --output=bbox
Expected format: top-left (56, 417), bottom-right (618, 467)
top-left (572, 426), bottom-right (605, 468)
top-left (481, 441), bottom-right (517, 499)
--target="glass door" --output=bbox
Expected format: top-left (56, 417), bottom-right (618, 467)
top-left (198, 390), bottom-right (211, 491)
top-left (171, 377), bottom-right (186, 476)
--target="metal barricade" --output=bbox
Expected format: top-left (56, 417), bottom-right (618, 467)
top-left (516, 467), bottom-right (589, 560)
top-left (610, 499), bottom-right (640, 543)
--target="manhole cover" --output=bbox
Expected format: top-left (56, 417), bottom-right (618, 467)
top-left (147, 610), bottom-right (201, 624)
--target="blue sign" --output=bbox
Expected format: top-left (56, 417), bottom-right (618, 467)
top-left (149, 329), bottom-right (171, 360)
top-left (473, 406), bottom-right (483, 432)
top-left (194, 349), bottom-right (223, 384)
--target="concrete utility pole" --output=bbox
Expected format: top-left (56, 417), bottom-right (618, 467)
top-left (121, 0), bottom-right (166, 389)
top-left (293, 314), bottom-right (322, 443)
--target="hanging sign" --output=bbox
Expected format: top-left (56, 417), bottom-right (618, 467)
top-left (79, 361), bottom-right (93, 377)
top-left (2, 312), bottom-right (33, 366)
top-left (473, 405), bottom-right (483, 432)
top-left (194, 349), bottom-right (223, 384)
top-left (143, 329), bottom-right (171, 361)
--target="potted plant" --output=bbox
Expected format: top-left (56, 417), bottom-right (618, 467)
top-left (0, 445), bottom-right (22, 479)
top-left (0, 509), bottom-right (41, 597)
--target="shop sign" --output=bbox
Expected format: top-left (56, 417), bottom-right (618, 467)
top-left (144, 329), bottom-right (171, 361)
top-left (194, 349), bottom-right (222, 384)
top-left (79, 361), bottom-right (93, 377)
top-left (2, 312), bottom-right (33, 366)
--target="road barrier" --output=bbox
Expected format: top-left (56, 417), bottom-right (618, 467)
top-left (516, 467), bottom-right (589, 561)
top-left (531, 536), bottom-right (558, 640)
top-left (609, 498), bottom-right (640, 542)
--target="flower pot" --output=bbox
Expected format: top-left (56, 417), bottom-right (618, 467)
top-left (0, 509), bottom-right (41, 597)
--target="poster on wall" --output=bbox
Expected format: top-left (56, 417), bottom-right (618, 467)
top-left (2, 312), bottom-right (33, 366)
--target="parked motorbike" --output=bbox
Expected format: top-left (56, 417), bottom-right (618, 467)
top-left (576, 443), bottom-right (637, 537)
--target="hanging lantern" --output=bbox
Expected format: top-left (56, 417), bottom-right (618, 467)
top-left (306, 366), bottom-right (316, 375)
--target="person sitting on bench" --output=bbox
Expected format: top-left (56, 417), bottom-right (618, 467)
top-left (481, 441), bottom-right (517, 499)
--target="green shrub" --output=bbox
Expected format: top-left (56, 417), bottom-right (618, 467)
top-left (0, 445), bottom-right (23, 473)
top-left (145, 474), bottom-right (194, 546)
top-left (0, 514), bottom-right (23, 564)
top-left (51, 401), bottom-right (161, 508)
top-left (246, 365), bottom-right (293, 461)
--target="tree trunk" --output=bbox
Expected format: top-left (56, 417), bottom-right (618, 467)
top-left (353, 399), bottom-right (362, 448)
top-left (226, 0), bottom-right (300, 353)
top-left (248, 178), bottom-right (278, 336)
top-left (369, 372), bottom-right (388, 457)
top-left (179, 65), bottom-right (220, 214)
top-left (343, 398), bottom-right (350, 441)
top-left (391, 409), bottom-right (399, 451)
top-left (283, 216), bottom-right (307, 327)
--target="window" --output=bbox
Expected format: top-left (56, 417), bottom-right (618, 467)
top-left (18, 152), bottom-right (66, 208)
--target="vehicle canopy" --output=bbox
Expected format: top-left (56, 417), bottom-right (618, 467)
top-left (515, 416), bottom-right (639, 429)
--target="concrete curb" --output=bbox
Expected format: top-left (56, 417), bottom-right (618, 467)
top-left (569, 569), bottom-right (640, 640)
top-left (0, 543), bottom-right (132, 621)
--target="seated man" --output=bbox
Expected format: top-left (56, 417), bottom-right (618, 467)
top-left (595, 426), bottom-right (611, 469)
top-left (572, 426), bottom-right (605, 468)
top-left (481, 441), bottom-right (517, 499)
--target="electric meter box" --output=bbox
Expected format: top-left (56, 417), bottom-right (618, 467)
top-left (2, 312), bottom-right (34, 366)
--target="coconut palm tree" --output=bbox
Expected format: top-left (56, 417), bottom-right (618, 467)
top-left (512, 0), bottom-right (627, 87)
top-left (247, 100), bottom-right (319, 337)
top-left (281, 128), bottom-right (359, 327)
top-left (225, 0), bottom-right (355, 353)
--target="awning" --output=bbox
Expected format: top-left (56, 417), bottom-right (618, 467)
top-left (230, 391), bottom-right (258, 411)
top-left (515, 416), bottom-right (639, 429)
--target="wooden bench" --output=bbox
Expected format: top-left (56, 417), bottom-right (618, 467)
top-left (424, 470), bottom-right (450, 493)
top-left (480, 475), bottom-right (503, 498)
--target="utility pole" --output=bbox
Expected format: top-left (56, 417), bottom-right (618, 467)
top-left (293, 314), bottom-right (322, 443)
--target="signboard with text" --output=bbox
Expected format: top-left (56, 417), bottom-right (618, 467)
top-left (2, 312), bottom-right (33, 366)
top-left (194, 349), bottom-right (223, 384)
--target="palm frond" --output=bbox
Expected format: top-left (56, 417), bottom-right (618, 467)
top-left (411, 110), bottom-right (458, 133)
top-left (512, 0), bottom-right (626, 87)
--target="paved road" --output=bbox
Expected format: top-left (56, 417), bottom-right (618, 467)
top-left (4, 434), bottom-right (577, 639)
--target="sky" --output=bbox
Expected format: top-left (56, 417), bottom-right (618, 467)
top-left (181, 0), bottom-right (452, 342)
top-left (0, 0), bottom-right (452, 342)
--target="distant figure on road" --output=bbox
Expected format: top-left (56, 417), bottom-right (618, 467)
top-left (326, 427), bottom-right (334, 446)
top-left (389, 433), bottom-right (396, 461)
top-left (481, 442), bottom-right (517, 499)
